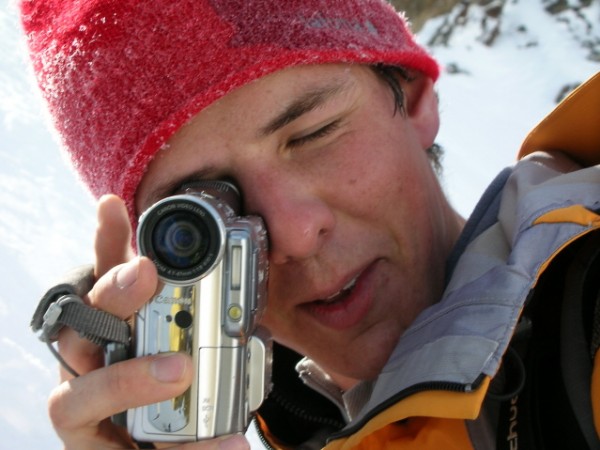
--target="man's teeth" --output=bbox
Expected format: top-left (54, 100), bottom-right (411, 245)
top-left (324, 277), bottom-right (358, 302)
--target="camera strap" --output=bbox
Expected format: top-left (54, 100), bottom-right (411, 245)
top-left (30, 264), bottom-right (130, 377)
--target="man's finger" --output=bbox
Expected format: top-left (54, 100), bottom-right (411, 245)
top-left (88, 256), bottom-right (158, 319)
top-left (56, 256), bottom-right (157, 378)
top-left (49, 353), bottom-right (193, 432)
top-left (95, 195), bottom-right (134, 279)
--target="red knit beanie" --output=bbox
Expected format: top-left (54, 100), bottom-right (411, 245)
top-left (21, 0), bottom-right (439, 223)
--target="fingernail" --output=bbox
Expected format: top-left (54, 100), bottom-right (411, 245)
top-left (150, 353), bottom-right (187, 382)
top-left (218, 435), bottom-right (250, 450)
top-left (115, 258), bottom-right (139, 289)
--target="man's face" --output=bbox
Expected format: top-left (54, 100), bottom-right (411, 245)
top-left (136, 64), bottom-right (461, 387)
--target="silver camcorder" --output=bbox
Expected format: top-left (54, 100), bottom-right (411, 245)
top-left (130, 180), bottom-right (271, 443)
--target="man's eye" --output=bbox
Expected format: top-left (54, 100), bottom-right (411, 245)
top-left (287, 120), bottom-right (342, 148)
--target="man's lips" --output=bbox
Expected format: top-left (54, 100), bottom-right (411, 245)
top-left (299, 261), bottom-right (379, 330)
top-left (322, 276), bottom-right (359, 302)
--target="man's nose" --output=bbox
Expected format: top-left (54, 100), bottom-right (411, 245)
top-left (243, 175), bottom-right (335, 265)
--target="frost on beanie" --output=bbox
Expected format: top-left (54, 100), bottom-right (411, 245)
top-left (21, 0), bottom-right (439, 223)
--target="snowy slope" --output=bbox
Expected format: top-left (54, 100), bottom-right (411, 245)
top-left (425, 0), bottom-right (600, 214)
top-left (0, 0), bottom-right (598, 448)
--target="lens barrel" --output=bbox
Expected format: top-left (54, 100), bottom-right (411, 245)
top-left (138, 196), bottom-right (225, 282)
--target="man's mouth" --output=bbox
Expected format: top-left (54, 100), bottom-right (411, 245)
top-left (317, 277), bottom-right (358, 304)
top-left (300, 261), bottom-right (379, 330)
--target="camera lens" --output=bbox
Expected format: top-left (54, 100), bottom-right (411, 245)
top-left (138, 195), bottom-right (226, 281)
top-left (152, 212), bottom-right (209, 270)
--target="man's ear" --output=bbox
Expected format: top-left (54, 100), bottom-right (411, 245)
top-left (404, 75), bottom-right (440, 150)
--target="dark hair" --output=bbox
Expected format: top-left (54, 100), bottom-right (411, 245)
top-left (371, 64), bottom-right (443, 174)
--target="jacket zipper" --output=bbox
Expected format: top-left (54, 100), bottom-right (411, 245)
top-left (255, 421), bottom-right (276, 450)
top-left (253, 387), bottom-right (346, 449)
top-left (327, 376), bottom-right (485, 442)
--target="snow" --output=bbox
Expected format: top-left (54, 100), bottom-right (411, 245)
top-left (424, 0), bottom-right (600, 215)
top-left (0, 0), bottom-right (598, 448)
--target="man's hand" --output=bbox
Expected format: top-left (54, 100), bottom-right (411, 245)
top-left (47, 195), bottom-right (249, 449)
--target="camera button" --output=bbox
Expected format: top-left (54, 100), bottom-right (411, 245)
top-left (174, 310), bottom-right (193, 329)
top-left (227, 304), bottom-right (243, 322)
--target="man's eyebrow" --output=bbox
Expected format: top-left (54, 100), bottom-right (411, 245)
top-left (140, 79), bottom-right (352, 213)
top-left (258, 81), bottom-right (349, 137)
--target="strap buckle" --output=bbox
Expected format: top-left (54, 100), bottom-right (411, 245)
top-left (40, 294), bottom-right (83, 343)
top-left (31, 264), bottom-right (131, 377)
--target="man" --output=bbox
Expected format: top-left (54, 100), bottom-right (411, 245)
top-left (22, 0), bottom-right (600, 449)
